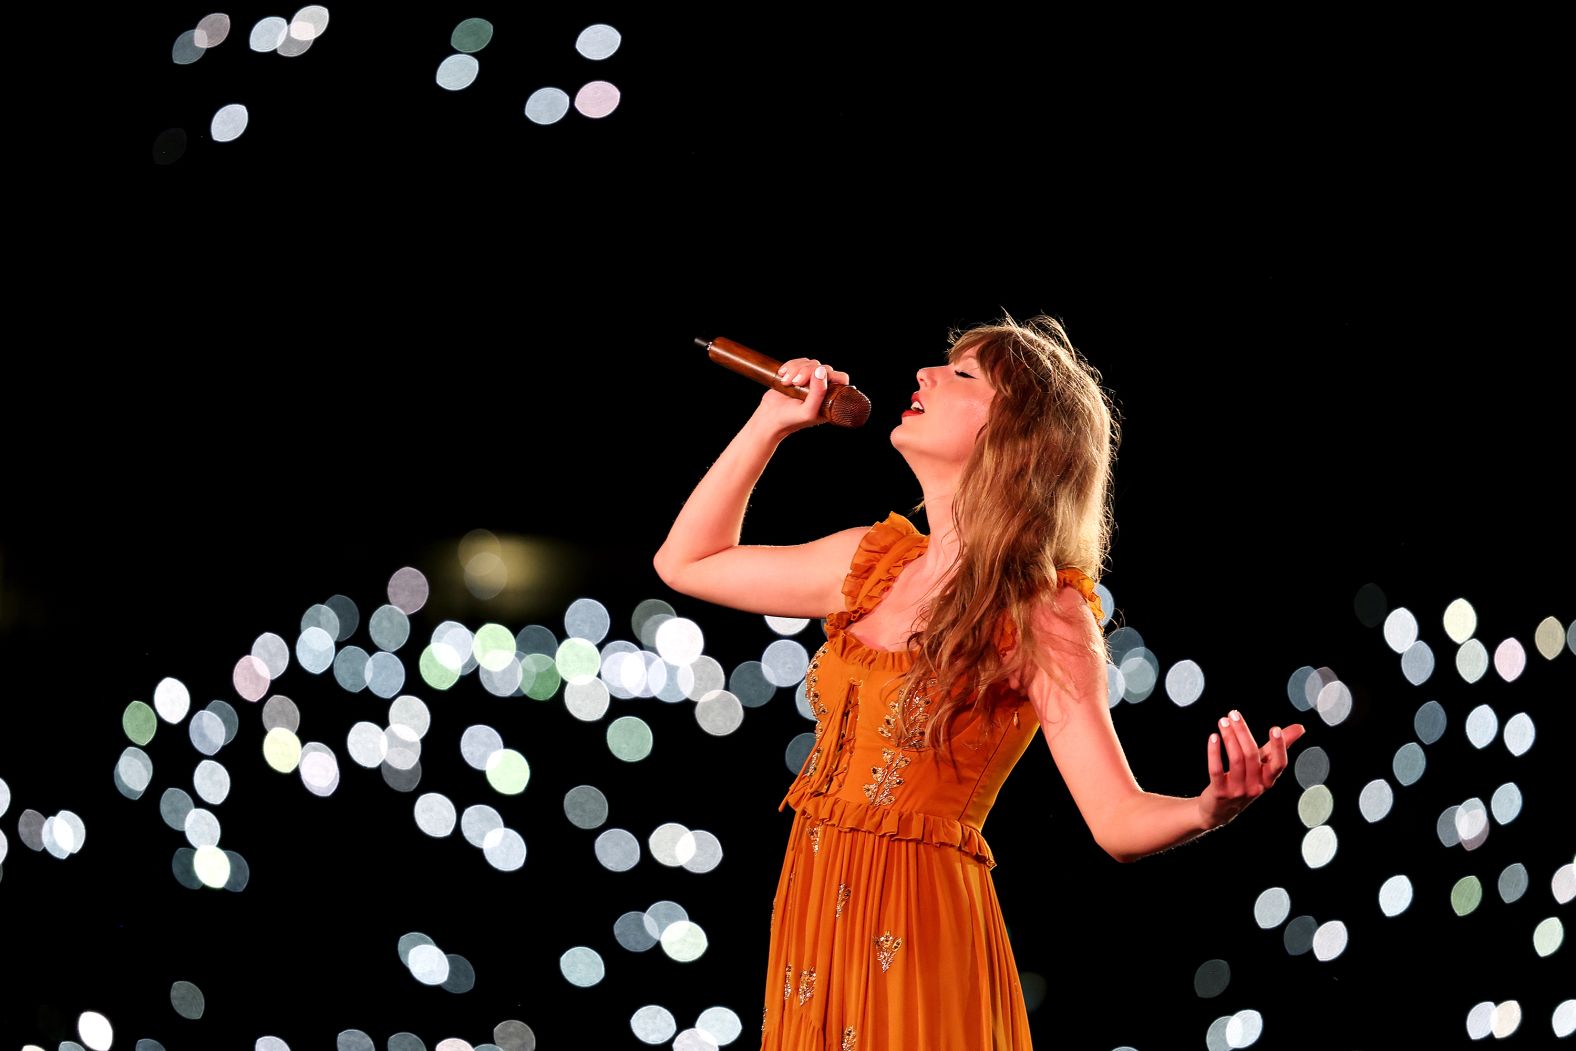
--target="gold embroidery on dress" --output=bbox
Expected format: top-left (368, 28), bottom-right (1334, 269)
top-left (864, 747), bottom-right (910, 806)
top-left (762, 1005), bottom-right (768, 1033)
top-left (797, 966), bottom-right (817, 1005)
top-left (800, 646), bottom-right (832, 783)
top-left (809, 823), bottom-right (821, 855)
top-left (873, 930), bottom-right (903, 973)
top-left (784, 963), bottom-right (792, 1001)
top-left (806, 648), bottom-right (827, 733)
top-left (842, 1025), bottom-right (857, 1050)
top-left (878, 676), bottom-right (936, 748)
top-left (835, 883), bottom-right (851, 918)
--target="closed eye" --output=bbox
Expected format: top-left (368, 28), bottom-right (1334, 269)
top-left (954, 370), bottom-right (973, 378)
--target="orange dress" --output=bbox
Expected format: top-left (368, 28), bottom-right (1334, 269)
top-left (759, 512), bottom-right (1103, 1051)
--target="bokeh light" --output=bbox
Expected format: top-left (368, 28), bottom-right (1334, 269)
top-left (1414, 699), bottom-right (1447, 744)
top-left (171, 980), bottom-right (205, 1019)
top-left (211, 103), bottom-right (249, 143)
top-left (1442, 598), bottom-right (1476, 643)
top-left (631, 1005), bottom-right (676, 1044)
top-left (607, 716), bottom-right (653, 762)
top-left (1297, 785), bottom-right (1334, 828)
top-left (660, 919), bottom-right (708, 962)
top-left (1557, 1001), bottom-right (1576, 1039)
top-left (1293, 746), bottom-right (1330, 789)
top-left (1465, 705), bottom-right (1498, 749)
top-left (1393, 742), bottom-right (1426, 786)
top-left (595, 828), bottom-right (640, 872)
top-left (1456, 638), bottom-right (1489, 683)
top-left (525, 88), bottom-right (572, 125)
top-left (1253, 887), bottom-right (1290, 928)
top-left (1165, 659), bottom-right (1205, 706)
top-left (1194, 958), bottom-right (1230, 998)
top-left (196, 13), bottom-right (231, 48)
top-left (249, 16), bottom-right (288, 52)
top-left (451, 17), bottom-right (494, 52)
top-left (564, 785), bottom-right (609, 829)
top-left (1383, 607), bottom-right (1418, 651)
top-left (1533, 616), bottom-right (1565, 659)
top-left (560, 946), bottom-right (605, 987)
top-left (1400, 640), bottom-right (1434, 685)
top-left (1451, 875), bottom-right (1483, 916)
top-left (576, 23), bottom-right (622, 60)
top-left (154, 677), bottom-right (190, 723)
top-left (1533, 917), bottom-right (1563, 957)
top-left (1379, 874), bottom-right (1413, 916)
top-left (1554, 863), bottom-right (1576, 905)
top-left (1358, 778), bottom-right (1393, 822)
top-left (1498, 862), bottom-right (1529, 903)
top-left (1312, 920), bottom-right (1348, 961)
top-left (1301, 826), bottom-right (1337, 868)
top-left (1494, 638), bottom-right (1526, 681)
top-left (437, 54), bottom-right (480, 91)
top-left (123, 701), bottom-right (157, 745)
top-left (1353, 583), bottom-right (1386, 627)
top-left (574, 81), bottom-right (622, 119)
top-left (1503, 712), bottom-right (1534, 756)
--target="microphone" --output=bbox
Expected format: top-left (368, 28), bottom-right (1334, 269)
top-left (694, 336), bottom-right (872, 428)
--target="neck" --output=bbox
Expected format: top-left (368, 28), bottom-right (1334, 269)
top-left (916, 488), bottom-right (964, 579)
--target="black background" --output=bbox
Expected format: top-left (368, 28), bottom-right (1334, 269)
top-left (2, 6), bottom-right (1569, 1050)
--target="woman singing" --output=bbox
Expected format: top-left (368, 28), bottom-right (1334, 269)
top-left (654, 314), bottom-right (1305, 1050)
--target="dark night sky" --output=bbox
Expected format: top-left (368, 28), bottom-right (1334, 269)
top-left (2, 7), bottom-right (1569, 1051)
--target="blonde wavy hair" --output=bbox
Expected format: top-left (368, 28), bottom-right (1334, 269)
top-left (893, 312), bottom-right (1119, 750)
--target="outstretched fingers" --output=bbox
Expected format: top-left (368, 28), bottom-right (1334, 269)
top-left (1216, 714), bottom-right (1244, 795)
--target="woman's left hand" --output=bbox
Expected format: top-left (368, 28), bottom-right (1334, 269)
top-left (1197, 711), bottom-right (1306, 830)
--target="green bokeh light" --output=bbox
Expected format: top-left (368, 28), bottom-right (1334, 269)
top-left (607, 716), bottom-right (652, 762)
top-left (557, 638), bottom-right (601, 685)
top-left (1451, 875), bottom-right (1483, 916)
top-left (123, 701), bottom-right (157, 745)
top-left (474, 623), bottom-right (516, 671)
top-left (486, 749), bottom-right (530, 795)
top-left (451, 18), bottom-right (494, 53)
top-left (522, 652), bottom-right (561, 700)
top-left (421, 645), bottom-right (462, 690)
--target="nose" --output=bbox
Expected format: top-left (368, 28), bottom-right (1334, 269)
top-left (915, 365), bottom-right (938, 385)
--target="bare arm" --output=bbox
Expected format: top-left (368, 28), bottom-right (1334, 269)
top-left (1016, 584), bottom-right (1304, 863)
top-left (653, 357), bottom-right (865, 618)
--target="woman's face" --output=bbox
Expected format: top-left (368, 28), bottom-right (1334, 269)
top-left (892, 350), bottom-right (996, 465)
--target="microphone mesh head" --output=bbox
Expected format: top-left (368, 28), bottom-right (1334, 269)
top-left (825, 386), bottom-right (872, 428)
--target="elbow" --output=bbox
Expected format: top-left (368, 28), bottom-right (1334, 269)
top-left (1093, 822), bottom-right (1140, 864)
top-left (652, 551), bottom-right (681, 588)
top-left (1102, 841), bottom-right (1139, 864)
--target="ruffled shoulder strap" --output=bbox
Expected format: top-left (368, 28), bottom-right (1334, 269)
top-left (824, 513), bottom-right (928, 633)
top-left (992, 566), bottom-right (1106, 654)
top-left (1056, 566), bottom-right (1105, 625)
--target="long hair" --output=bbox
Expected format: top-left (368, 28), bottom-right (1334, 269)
top-left (893, 312), bottom-right (1119, 750)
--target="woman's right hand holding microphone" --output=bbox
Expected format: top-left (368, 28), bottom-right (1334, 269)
top-left (752, 358), bottom-right (853, 435)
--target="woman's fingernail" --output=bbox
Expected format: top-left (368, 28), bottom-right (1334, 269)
top-left (1271, 727), bottom-right (1282, 739)
top-left (1219, 717), bottom-right (1230, 729)
top-left (814, 366), bottom-right (826, 379)
top-left (1230, 710), bottom-right (1241, 723)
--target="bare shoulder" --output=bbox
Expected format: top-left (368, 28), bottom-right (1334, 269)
top-left (1033, 582), bottom-right (1101, 641)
